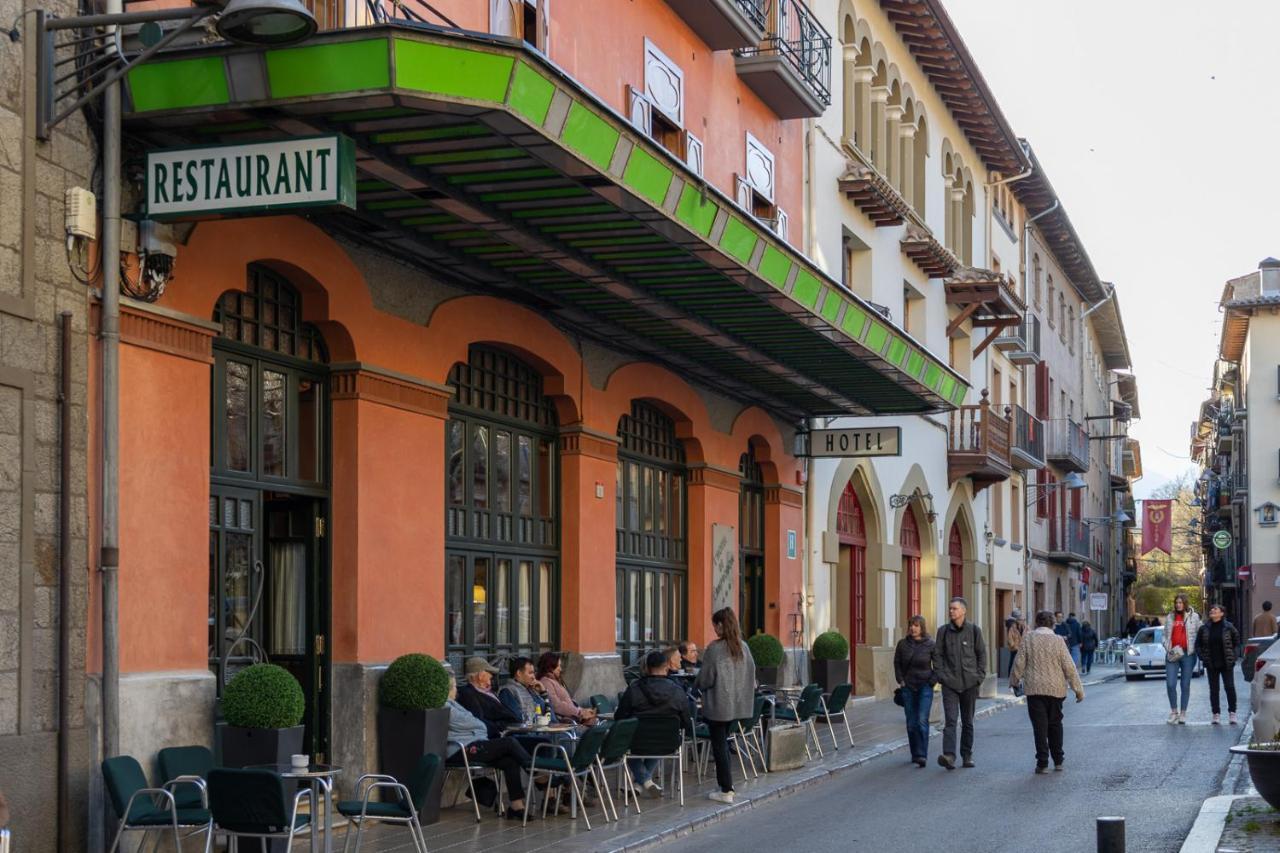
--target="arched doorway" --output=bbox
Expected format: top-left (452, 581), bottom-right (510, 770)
top-left (209, 264), bottom-right (331, 755)
top-left (445, 346), bottom-right (559, 665)
top-left (837, 481), bottom-right (866, 688)
top-left (948, 520), bottom-right (965, 601)
top-left (615, 402), bottom-right (688, 664)
top-left (901, 508), bottom-right (922, 626)
top-left (739, 446), bottom-right (766, 637)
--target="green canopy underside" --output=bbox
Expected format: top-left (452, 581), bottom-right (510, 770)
top-left (125, 26), bottom-right (969, 417)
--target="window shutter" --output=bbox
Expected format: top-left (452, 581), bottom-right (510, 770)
top-left (745, 131), bottom-right (775, 203)
top-left (775, 209), bottom-right (788, 244)
top-left (734, 174), bottom-right (752, 210)
top-left (643, 38), bottom-right (684, 127)
top-left (626, 84), bottom-right (652, 135)
top-left (685, 131), bottom-right (704, 177)
top-left (1035, 363), bottom-right (1050, 420)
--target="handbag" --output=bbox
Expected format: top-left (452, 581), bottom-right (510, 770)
top-left (893, 686), bottom-right (905, 707)
top-left (1167, 645), bottom-right (1184, 663)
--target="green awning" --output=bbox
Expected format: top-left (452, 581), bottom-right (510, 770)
top-left (124, 25), bottom-right (969, 418)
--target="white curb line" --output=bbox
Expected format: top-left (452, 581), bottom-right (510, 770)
top-left (1179, 795), bottom-right (1244, 853)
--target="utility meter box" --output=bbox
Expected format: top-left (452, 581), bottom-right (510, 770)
top-left (65, 187), bottom-right (96, 240)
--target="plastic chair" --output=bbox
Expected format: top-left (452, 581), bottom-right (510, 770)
top-left (595, 717), bottom-right (639, 818)
top-left (207, 767), bottom-right (311, 851)
top-left (816, 683), bottom-right (854, 750)
top-left (772, 683), bottom-right (825, 758)
top-left (527, 723), bottom-right (612, 829)
top-left (336, 753), bottom-right (440, 853)
top-left (156, 745), bottom-right (214, 810)
top-left (103, 755), bottom-right (212, 853)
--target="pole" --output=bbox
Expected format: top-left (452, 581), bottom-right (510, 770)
top-left (1096, 816), bottom-right (1125, 853)
top-left (100, 0), bottom-right (121, 762)
top-left (57, 311), bottom-right (71, 852)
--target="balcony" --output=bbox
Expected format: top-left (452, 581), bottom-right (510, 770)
top-left (993, 314), bottom-right (1041, 365)
top-left (947, 393), bottom-right (1012, 491)
top-left (901, 222), bottom-right (959, 278)
top-left (1045, 418), bottom-right (1089, 472)
top-left (1110, 437), bottom-right (1126, 486)
top-left (1010, 405), bottom-right (1045, 470)
top-left (734, 0), bottom-right (832, 119)
top-left (666, 0), bottom-right (767, 50)
top-left (1122, 437), bottom-right (1142, 480)
top-left (944, 268), bottom-right (1026, 357)
top-left (1048, 518), bottom-right (1092, 564)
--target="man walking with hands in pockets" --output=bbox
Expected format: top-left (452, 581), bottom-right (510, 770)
top-left (933, 597), bottom-right (986, 770)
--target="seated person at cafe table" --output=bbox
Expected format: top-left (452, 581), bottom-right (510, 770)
top-left (457, 657), bottom-right (521, 738)
top-left (536, 652), bottom-right (598, 725)
top-left (678, 641), bottom-right (700, 672)
top-left (616, 650), bottom-right (694, 798)
top-left (499, 656), bottom-right (556, 724)
top-left (445, 680), bottom-right (533, 819)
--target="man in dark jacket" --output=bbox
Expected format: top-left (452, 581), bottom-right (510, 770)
top-left (617, 651), bottom-right (694, 797)
top-left (932, 597), bottom-right (986, 770)
top-left (1064, 613), bottom-right (1083, 670)
top-left (456, 657), bottom-right (522, 738)
top-left (1197, 604), bottom-right (1243, 724)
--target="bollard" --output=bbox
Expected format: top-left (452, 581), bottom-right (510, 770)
top-left (1097, 816), bottom-right (1125, 853)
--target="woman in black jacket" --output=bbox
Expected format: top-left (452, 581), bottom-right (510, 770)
top-left (894, 615), bottom-right (937, 767)
top-left (1079, 622), bottom-right (1099, 675)
top-left (1195, 604), bottom-right (1242, 725)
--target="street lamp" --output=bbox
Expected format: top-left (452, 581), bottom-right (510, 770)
top-left (22, 0), bottom-right (315, 767)
top-left (1024, 470), bottom-right (1086, 506)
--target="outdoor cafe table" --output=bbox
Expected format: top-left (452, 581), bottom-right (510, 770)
top-left (249, 762), bottom-right (342, 853)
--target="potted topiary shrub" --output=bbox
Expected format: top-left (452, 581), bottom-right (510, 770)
top-left (219, 663), bottom-right (306, 768)
top-left (811, 630), bottom-right (851, 692)
top-left (377, 653), bottom-right (452, 824)
top-left (747, 633), bottom-right (785, 687)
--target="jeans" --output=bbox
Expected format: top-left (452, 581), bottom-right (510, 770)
top-left (901, 683), bottom-right (934, 760)
top-left (1068, 645), bottom-right (1081, 670)
top-left (1165, 653), bottom-right (1197, 712)
top-left (941, 685), bottom-right (978, 759)
top-left (447, 736), bottom-right (532, 802)
top-left (1207, 665), bottom-right (1238, 715)
top-left (707, 720), bottom-right (734, 793)
top-left (627, 757), bottom-right (659, 785)
top-left (1026, 694), bottom-right (1065, 768)
top-left (1080, 650), bottom-right (1095, 674)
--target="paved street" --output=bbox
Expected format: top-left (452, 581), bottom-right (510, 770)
top-left (662, 672), bottom-right (1249, 853)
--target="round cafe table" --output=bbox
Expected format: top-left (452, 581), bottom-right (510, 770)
top-left (249, 762), bottom-right (342, 853)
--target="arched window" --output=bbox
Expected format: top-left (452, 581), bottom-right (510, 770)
top-left (912, 115), bottom-right (928, 213)
top-left (961, 179), bottom-right (974, 266)
top-left (949, 521), bottom-right (965, 601)
top-left (838, 482), bottom-right (867, 649)
top-left (901, 508), bottom-right (922, 624)
top-left (215, 266), bottom-right (327, 363)
top-left (1058, 292), bottom-right (1066, 339)
top-left (1032, 254), bottom-right (1042, 308)
top-left (1047, 274), bottom-right (1055, 327)
top-left (1067, 306), bottom-right (1076, 352)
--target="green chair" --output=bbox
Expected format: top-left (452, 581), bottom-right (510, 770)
top-left (156, 745), bottom-right (214, 810)
top-left (595, 717), bottom-right (639, 818)
top-left (729, 695), bottom-right (770, 777)
top-left (590, 693), bottom-right (617, 715)
top-left (773, 683), bottom-right (825, 759)
top-left (816, 683), bottom-right (855, 750)
top-left (206, 767), bottom-right (311, 850)
top-left (336, 753), bottom-right (440, 853)
top-left (527, 723), bottom-right (612, 829)
top-left (629, 714), bottom-right (687, 806)
top-left (103, 755), bottom-right (212, 853)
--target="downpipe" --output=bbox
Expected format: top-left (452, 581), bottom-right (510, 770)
top-left (57, 311), bottom-right (72, 851)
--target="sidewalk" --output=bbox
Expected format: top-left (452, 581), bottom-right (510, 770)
top-left (344, 664), bottom-right (1121, 852)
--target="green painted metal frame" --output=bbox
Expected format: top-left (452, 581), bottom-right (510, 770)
top-left (122, 25), bottom-right (969, 416)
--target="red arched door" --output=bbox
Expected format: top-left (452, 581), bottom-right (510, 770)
top-left (837, 482), bottom-right (866, 691)
top-left (949, 521), bottom-right (964, 601)
top-left (901, 509), bottom-right (922, 624)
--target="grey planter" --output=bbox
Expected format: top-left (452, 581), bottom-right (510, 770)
top-left (810, 658), bottom-right (849, 692)
top-left (1231, 744), bottom-right (1280, 809)
top-left (377, 706), bottom-right (451, 824)
top-left (755, 665), bottom-right (780, 687)
top-left (218, 724), bottom-right (305, 769)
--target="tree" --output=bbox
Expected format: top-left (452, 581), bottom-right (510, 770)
top-left (1131, 473), bottom-right (1202, 614)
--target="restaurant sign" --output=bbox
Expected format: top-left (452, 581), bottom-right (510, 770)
top-left (145, 135), bottom-right (356, 219)
top-left (800, 426), bottom-right (901, 458)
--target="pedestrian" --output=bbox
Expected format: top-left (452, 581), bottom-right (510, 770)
top-left (1253, 600), bottom-right (1278, 638)
top-left (1149, 615), bottom-right (1161, 628)
top-left (1196, 603), bottom-right (1241, 725)
top-left (694, 606), bottom-right (756, 804)
top-left (1079, 621), bottom-right (1098, 675)
top-left (1004, 608), bottom-right (1027, 678)
top-left (1164, 593), bottom-right (1202, 724)
top-left (894, 614), bottom-right (937, 767)
top-left (1010, 610), bottom-right (1085, 774)
top-left (932, 596), bottom-right (986, 770)
top-left (1125, 614), bottom-right (1141, 639)
top-left (1064, 612), bottom-right (1083, 669)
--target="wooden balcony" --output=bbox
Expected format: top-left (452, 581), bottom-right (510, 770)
top-left (839, 160), bottom-right (912, 227)
top-left (901, 222), bottom-right (959, 278)
top-left (947, 392), bottom-right (1012, 492)
top-left (945, 268), bottom-right (1026, 356)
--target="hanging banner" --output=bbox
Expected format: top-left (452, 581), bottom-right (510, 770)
top-left (1141, 499), bottom-right (1173, 556)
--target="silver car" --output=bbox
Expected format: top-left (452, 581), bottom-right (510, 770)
top-left (1124, 627), bottom-right (1205, 681)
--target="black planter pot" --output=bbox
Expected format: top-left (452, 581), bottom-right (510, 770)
top-left (810, 658), bottom-right (849, 692)
top-left (219, 724), bottom-right (305, 769)
top-left (377, 706), bottom-right (451, 824)
top-left (756, 665), bottom-right (780, 687)
top-left (1231, 745), bottom-right (1280, 809)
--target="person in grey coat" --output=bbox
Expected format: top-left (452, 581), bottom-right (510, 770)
top-left (695, 606), bottom-right (756, 804)
top-left (932, 596), bottom-right (986, 770)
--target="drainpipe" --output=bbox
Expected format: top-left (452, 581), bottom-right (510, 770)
top-left (983, 161), bottom-right (1033, 277)
top-left (1080, 281), bottom-right (1116, 321)
top-left (57, 311), bottom-right (72, 851)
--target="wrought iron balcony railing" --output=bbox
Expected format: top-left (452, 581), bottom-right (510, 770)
top-left (1045, 418), bottom-right (1089, 473)
top-left (733, 0), bottom-right (832, 118)
top-left (1010, 405), bottom-right (1044, 469)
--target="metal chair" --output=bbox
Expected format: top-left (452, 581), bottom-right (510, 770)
top-left (206, 767), bottom-right (312, 851)
top-left (729, 695), bottom-right (770, 776)
top-left (595, 717), bottom-right (639, 818)
top-left (816, 683), bottom-right (854, 750)
top-left (336, 753), bottom-right (440, 853)
top-left (772, 683), bottom-right (825, 759)
top-left (445, 739), bottom-right (505, 822)
top-left (156, 745), bottom-right (214, 810)
top-left (103, 755), bottom-right (213, 853)
top-left (527, 724), bottom-right (612, 829)
top-left (627, 715), bottom-right (687, 806)
top-left (590, 693), bottom-right (618, 715)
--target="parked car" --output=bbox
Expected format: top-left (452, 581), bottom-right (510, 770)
top-left (1252, 640), bottom-right (1280, 742)
top-left (1124, 627), bottom-right (1205, 681)
top-left (1243, 634), bottom-right (1279, 683)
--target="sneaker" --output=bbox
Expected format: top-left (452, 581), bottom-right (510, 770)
top-left (913, 757), bottom-right (927, 768)
top-left (1167, 710), bottom-right (1179, 725)
top-left (1053, 763), bottom-right (1064, 772)
top-left (1230, 712), bottom-right (1239, 725)
top-left (1178, 711), bottom-right (1187, 725)
top-left (642, 780), bottom-right (663, 799)
top-left (708, 790), bottom-right (735, 805)
top-left (938, 754), bottom-right (955, 770)
top-left (1212, 714), bottom-right (1221, 725)
top-left (1035, 765), bottom-right (1049, 775)
top-left (962, 757), bottom-right (975, 768)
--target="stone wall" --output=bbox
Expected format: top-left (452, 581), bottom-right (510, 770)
top-left (0, 0), bottom-right (95, 846)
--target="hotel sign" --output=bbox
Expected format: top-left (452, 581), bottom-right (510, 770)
top-left (145, 136), bottom-right (356, 219)
top-left (802, 427), bottom-right (901, 458)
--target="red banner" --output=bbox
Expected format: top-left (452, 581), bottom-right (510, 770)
top-left (1141, 499), bottom-right (1173, 556)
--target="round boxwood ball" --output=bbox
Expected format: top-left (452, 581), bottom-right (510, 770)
top-left (812, 630), bottom-right (850, 661)
top-left (379, 653), bottom-right (451, 711)
top-left (222, 663), bottom-right (305, 730)
top-left (746, 632), bottom-right (785, 667)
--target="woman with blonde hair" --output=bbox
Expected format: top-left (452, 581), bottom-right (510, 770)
top-left (1164, 593), bottom-right (1202, 725)
top-left (893, 614), bottom-right (936, 767)
top-left (1010, 610), bottom-right (1084, 774)
top-left (695, 607), bottom-right (756, 804)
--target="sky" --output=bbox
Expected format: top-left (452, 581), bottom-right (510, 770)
top-left (942, 0), bottom-right (1280, 499)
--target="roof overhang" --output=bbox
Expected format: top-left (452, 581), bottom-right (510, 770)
top-left (1014, 143), bottom-right (1106, 303)
top-left (1091, 286), bottom-right (1132, 371)
top-left (123, 24), bottom-right (968, 418)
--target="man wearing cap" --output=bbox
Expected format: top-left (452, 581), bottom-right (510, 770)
top-left (457, 656), bottom-right (522, 738)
